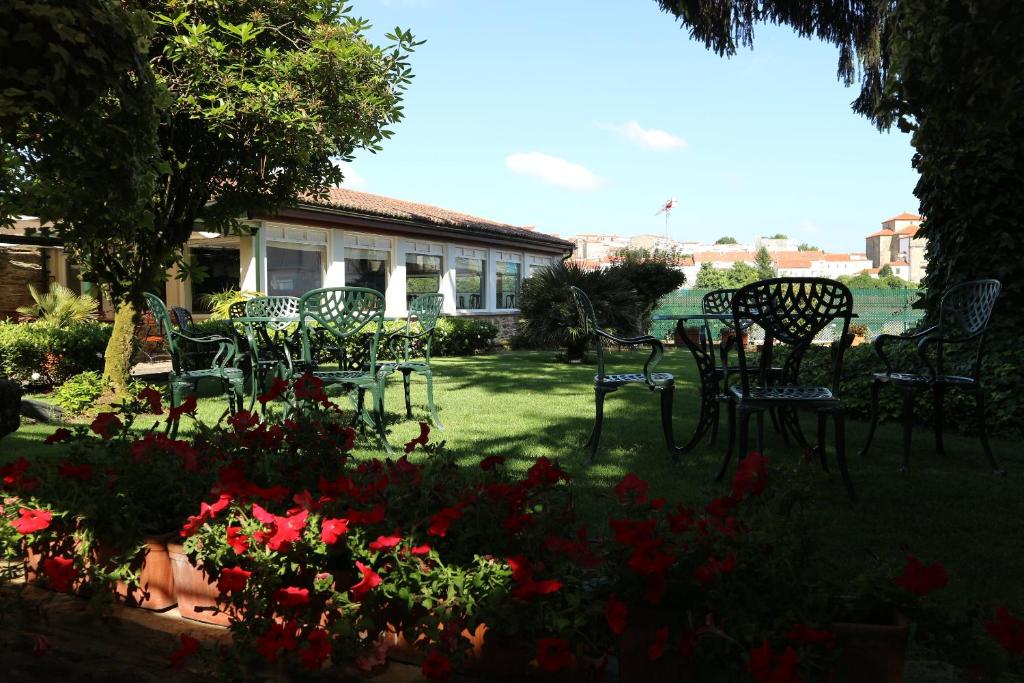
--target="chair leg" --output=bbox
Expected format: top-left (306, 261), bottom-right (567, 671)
top-left (373, 386), bottom-right (392, 455)
top-left (816, 411), bottom-right (829, 472)
top-left (424, 370), bottom-right (444, 431)
top-left (586, 386), bottom-right (610, 465)
top-left (900, 390), bottom-right (915, 473)
top-left (402, 369), bottom-right (413, 419)
top-left (659, 384), bottom-right (676, 457)
top-left (707, 400), bottom-right (720, 446)
top-left (356, 390), bottom-right (367, 435)
top-left (833, 411), bottom-right (857, 503)
top-left (736, 408), bottom-right (753, 470)
top-left (716, 400), bottom-right (737, 481)
top-left (755, 411), bottom-right (765, 454)
top-left (770, 408), bottom-right (789, 445)
top-left (168, 380), bottom-right (186, 439)
top-left (859, 379), bottom-right (883, 457)
top-left (932, 384), bottom-right (945, 455)
top-left (974, 391), bottom-right (1004, 474)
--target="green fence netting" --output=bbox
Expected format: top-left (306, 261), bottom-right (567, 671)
top-left (651, 288), bottom-right (924, 344)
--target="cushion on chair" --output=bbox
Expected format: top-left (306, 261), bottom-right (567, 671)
top-left (596, 372), bottom-right (674, 386)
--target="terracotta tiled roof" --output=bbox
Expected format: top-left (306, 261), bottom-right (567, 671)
top-left (297, 187), bottom-right (573, 249)
top-left (692, 251), bottom-right (756, 263)
top-left (821, 253), bottom-right (869, 261)
top-left (883, 212), bottom-right (923, 222)
top-left (896, 225), bottom-right (920, 236)
top-left (866, 229), bottom-right (895, 238)
top-left (889, 260), bottom-right (910, 267)
top-left (774, 253), bottom-right (813, 269)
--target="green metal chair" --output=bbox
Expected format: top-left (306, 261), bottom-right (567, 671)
top-left (569, 286), bottom-right (676, 464)
top-left (381, 293), bottom-right (445, 429)
top-left (859, 279), bottom-right (1004, 473)
top-left (143, 293), bottom-right (244, 435)
top-left (238, 296), bottom-right (301, 409)
top-left (298, 287), bottom-right (391, 453)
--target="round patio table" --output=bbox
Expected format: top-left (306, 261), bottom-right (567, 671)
top-left (229, 315), bottom-right (301, 409)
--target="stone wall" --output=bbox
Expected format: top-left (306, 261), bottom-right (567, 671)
top-left (463, 313), bottom-right (519, 343)
top-left (0, 246), bottom-right (46, 318)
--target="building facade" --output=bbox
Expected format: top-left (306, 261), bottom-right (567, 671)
top-left (865, 212), bottom-right (927, 283)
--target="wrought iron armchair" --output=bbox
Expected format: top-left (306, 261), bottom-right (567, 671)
top-left (298, 287), bottom-right (391, 453)
top-left (144, 293), bottom-right (244, 435)
top-left (570, 286), bottom-right (676, 464)
top-left (239, 296), bottom-right (300, 408)
top-left (859, 279), bottom-right (1003, 473)
top-left (719, 278), bottom-right (857, 501)
top-left (171, 305), bottom-right (217, 370)
top-left (381, 293), bottom-right (446, 429)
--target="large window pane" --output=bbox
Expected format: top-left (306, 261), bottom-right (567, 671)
top-left (190, 246), bottom-right (240, 312)
top-left (345, 248), bottom-right (388, 293)
top-left (267, 246), bottom-right (322, 297)
top-left (455, 257), bottom-right (484, 310)
top-left (496, 261), bottom-right (521, 309)
top-left (406, 253), bottom-right (441, 305)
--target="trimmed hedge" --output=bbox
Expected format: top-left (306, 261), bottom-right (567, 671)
top-left (800, 342), bottom-right (1022, 437)
top-left (0, 321), bottom-right (111, 385)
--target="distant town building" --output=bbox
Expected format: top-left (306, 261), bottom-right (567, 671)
top-left (754, 236), bottom-right (799, 252)
top-left (865, 212), bottom-right (926, 283)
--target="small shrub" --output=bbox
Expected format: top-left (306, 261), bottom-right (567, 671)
top-left (433, 317), bottom-right (497, 356)
top-left (52, 371), bottom-right (108, 414)
top-left (0, 321), bottom-right (110, 385)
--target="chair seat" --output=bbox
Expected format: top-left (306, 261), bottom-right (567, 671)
top-left (872, 371), bottom-right (977, 387)
top-left (728, 385), bottom-right (834, 401)
top-left (597, 372), bottom-right (674, 386)
top-left (312, 369), bottom-right (378, 386)
top-left (174, 367), bottom-right (244, 381)
top-left (380, 361), bottom-right (430, 373)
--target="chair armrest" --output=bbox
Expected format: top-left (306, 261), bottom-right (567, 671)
top-left (872, 326), bottom-right (937, 374)
top-left (386, 329), bottom-right (428, 360)
top-left (171, 331), bottom-right (238, 367)
top-left (596, 329), bottom-right (659, 346)
top-left (596, 329), bottom-right (665, 388)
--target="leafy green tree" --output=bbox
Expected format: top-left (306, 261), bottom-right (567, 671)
top-left (838, 270), bottom-right (914, 290)
top-left (655, 0), bottom-right (1024, 338)
top-left (694, 262), bottom-right (731, 289)
top-left (607, 248), bottom-right (687, 332)
top-left (4, 0), bottom-right (420, 393)
top-left (754, 247), bottom-right (776, 279)
top-left (878, 264), bottom-right (894, 278)
top-left (714, 236), bottom-right (738, 245)
top-left (797, 243), bottom-right (819, 252)
top-left (767, 233), bottom-right (788, 240)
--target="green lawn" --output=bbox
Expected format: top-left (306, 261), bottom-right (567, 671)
top-left (8, 350), bottom-right (1024, 611)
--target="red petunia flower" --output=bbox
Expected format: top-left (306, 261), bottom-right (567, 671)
top-left (614, 473), bottom-right (649, 505)
top-left (251, 506), bottom-right (309, 552)
top-left (90, 412), bottom-right (122, 440)
top-left (256, 620), bottom-right (298, 663)
top-left (320, 518), bottom-right (350, 545)
top-left (228, 410), bottom-right (260, 432)
top-left (894, 555), bottom-right (949, 596)
top-left (43, 555), bottom-right (77, 592)
top-left (747, 640), bottom-right (801, 683)
top-left (628, 545), bottom-right (676, 576)
top-left (786, 623), bottom-right (836, 649)
top-left (535, 637), bottom-right (573, 673)
top-left (167, 394), bottom-right (198, 421)
top-left (293, 372), bottom-right (328, 403)
top-left (299, 628), bottom-right (332, 671)
top-left (480, 455), bottom-right (506, 470)
top-left (609, 518), bottom-right (657, 547)
top-left (512, 577), bottom-right (563, 599)
top-left (605, 596), bottom-right (628, 635)
top-left (525, 457), bottom-right (570, 487)
top-left (987, 607), bottom-right (1024, 653)
top-left (274, 586), bottom-right (311, 608)
top-left (404, 421), bottom-right (431, 453)
top-left (217, 566), bottom-right (251, 594)
top-left (733, 452), bottom-right (770, 499)
top-left (421, 650), bottom-right (452, 682)
top-left (427, 505), bottom-right (464, 537)
top-left (12, 507), bottom-right (52, 535)
top-left (44, 428), bottom-right (73, 445)
top-left (169, 633), bottom-right (199, 669)
top-left (410, 543), bottom-right (431, 556)
top-left (501, 512), bottom-right (535, 534)
top-left (647, 627), bottom-right (669, 661)
top-left (667, 504), bottom-right (695, 533)
top-left (369, 533), bottom-right (402, 552)
top-left (704, 495), bottom-right (737, 518)
top-left (57, 461), bottom-right (93, 481)
top-left (226, 525), bottom-right (250, 554)
top-left (257, 377), bottom-right (290, 406)
top-left (138, 387), bottom-right (164, 415)
top-left (350, 561), bottom-right (382, 601)
top-left (346, 503), bottom-right (386, 526)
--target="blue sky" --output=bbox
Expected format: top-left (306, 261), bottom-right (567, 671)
top-left (343, 0), bottom-right (919, 252)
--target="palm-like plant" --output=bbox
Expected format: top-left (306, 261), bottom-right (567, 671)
top-left (201, 289), bottom-right (262, 320)
top-left (517, 262), bottom-right (640, 361)
top-left (16, 283), bottom-right (99, 327)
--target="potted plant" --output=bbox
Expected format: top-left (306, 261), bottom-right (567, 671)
top-left (848, 323), bottom-right (869, 347)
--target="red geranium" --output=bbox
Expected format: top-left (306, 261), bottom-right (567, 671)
top-left (300, 628), bottom-right (332, 670)
top-left (320, 518), bottom-right (350, 545)
top-left (747, 641), bottom-right (801, 683)
top-left (251, 505), bottom-right (308, 552)
top-left (217, 566), bottom-right (252, 594)
top-left (350, 561), bottom-right (382, 601)
top-left (44, 428), bottom-right (73, 444)
top-left (986, 607), bottom-right (1024, 653)
top-left (614, 473), bottom-right (649, 505)
top-left (274, 586), bottom-right (311, 608)
top-left (894, 555), bottom-right (948, 596)
top-left (138, 387), bottom-right (164, 415)
top-left (421, 650), bottom-right (452, 682)
top-left (169, 633), bottom-right (199, 669)
top-left (605, 596), bottom-right (628, 634)
top-left (733, 452), bottom-right (769, 498)
top-left (90, 412), bottom-right (122, 440)
top-left (43, 555), bottom-right (77, 593)
top-left (12, 507), bottom-right (52, 535)
top-left (167, 394), bottom-right (198, 421)
top-left (535, 638), bottom-right (573, 673)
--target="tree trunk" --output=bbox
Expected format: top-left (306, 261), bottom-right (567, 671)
top-left (103, 301), bottom-right (137, 397)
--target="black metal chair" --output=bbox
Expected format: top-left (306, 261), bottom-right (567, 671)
top-left (859, 279), bottom-right (1003, 474)
top-left (719, 278), bottom-right (857, 501)
top-left (570, 286), bottom-right (676, 464)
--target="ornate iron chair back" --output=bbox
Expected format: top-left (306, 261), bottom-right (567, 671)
top-left (570, 285), bottom-right (609, 380)
top-left (932, 279), bottom-right (1001, 377)
top-left (145, 293), bottom-right (183, 374)
top-left (732, 278), bottom-right (853, 398)
top-left (299, 288), bottom-right (385, 373)
top-left (246, 296), bottom-right (300, 331)
top-left (400, 293), bottom-right (444, 361)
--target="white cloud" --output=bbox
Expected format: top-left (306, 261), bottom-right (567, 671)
top-left (339, 166), bottom-right (367, 189)
top-left (505, 152), bottom-right (603, 191)
top-left (599, 120), bottom-right (687, 151)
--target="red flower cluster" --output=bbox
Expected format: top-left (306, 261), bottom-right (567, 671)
top-left (257, 377), bottom-right (289, 407)
top-left (299, 628), bottom-right (332, 670)
top-left (167, 394), bottom-right (198, 421)
top-left (427, 505), bottom-right (463, 538)
top-left (507, 555), bottom-right (563, 599)
top-left (733, 452), bottom-right (769, 499)
top-left (525, 457), bottom-right (570, 488)
top-left (137, 387), bottom-right (164, 415)
top-left (894, 555), bottom-right (949, 596)
top-left (986, 607), bottom-right (1024, 653)
top-left (747, 640), bottom-right (801, 683)
top-left (57, 460), bottom-right (93, 481)
top-left (44, 428), bottom-right (72, 444)
top-left (257, 620), bottom-right (299, 662)
top-left (90, 412), bottom-right (122, 440)
top-left (350, 561), bottom-right (382, 601)
top-left (535, 637), bottom-right (573, 673)
top-left (614, 473), bottom-right (649, 505)
top-left (217, 566), bottom-right (252, 594)
top-left (320, 518), bottom-right (350, 545)
top-left (1, 457), bottom-right (38, 492)
top-left (251, 504), bottom-right (309, 551)
top-left (180, 493), bottom-right (232, 537)
top-left (293, 372), bottom-right (328, 404)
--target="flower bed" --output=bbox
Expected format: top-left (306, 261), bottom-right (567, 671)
top-left (2, 375), bottom-right (1022, 681)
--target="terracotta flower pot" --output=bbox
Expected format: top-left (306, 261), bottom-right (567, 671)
top-left (24, 535), bottom-right (88, 593)
top-left (167, 541), bottom-right (232, 626)
top-left (102, 534), bottom-right (177, 611)
top-left (830, 609), bottom-right (909, 683)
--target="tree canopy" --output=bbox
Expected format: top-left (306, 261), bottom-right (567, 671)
top-left (714, 236), bottom-right (738, 245)
top-left (694, 261), bottom-right (761, 289)
top-left (838, 270), bottom-right (914, 290)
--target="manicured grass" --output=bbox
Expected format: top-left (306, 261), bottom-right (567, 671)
top-left (7, 350), bottom-right (1024, 611)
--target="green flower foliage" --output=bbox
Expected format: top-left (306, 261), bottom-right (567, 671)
top-left (52, 370), bottom-right (108, 415)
